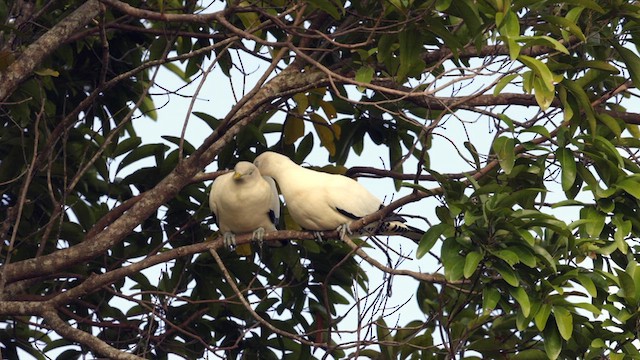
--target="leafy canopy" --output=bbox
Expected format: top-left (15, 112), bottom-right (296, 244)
top-left (1, 0), bottom-right (640, 359)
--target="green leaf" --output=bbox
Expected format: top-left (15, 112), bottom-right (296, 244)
top-left (464, 251), bottom-right (483, 278)
top-left (139, 96), bottom-right (158, 120)
top-left (557, 86), bottom-right (574, 122)
top-left (401, 182), bottom-right (431, 193)
top-left (375, 317), bottom-right (394, 359)
top-left (563, 0), bottom-right (605, 12)
top-left (483, 287), bottom-right (501, 312)
top-left (577, 274), bottom-right (597, 297)
top-left (593, 135), bottom-right (624, 167)
top-left (556, 147), bottom-right (576, 192)
top-left (521, 35), bottom-right (569, 55)
top-left (492, 136), bottom-right (516, 175)
top-left (511, 349), bottom-right (548, 360)
top-left (494, 74), bottom-right (518, 96)
top-left (574, 302), bottom-right (601, 316)
top-left (441, 238), bottom-right (465, 281)
top-left (389, 136), bottom-right (403, 191)
top-left (494, 262), bottom-right (519, 286)
top-left (319, 100), bottom-right (337, 120)
top-left (498, 114), bottom-right (515, 131)
top-left (561, 79), bottom-right (597, 132)
top-left (610, 353), bottom-right (625, 360)
top-left (464, 141), bottom-right (482, 169)
top-left (193, 111), bottom-right (220, 130)
top-left (495, 249), bottom-right (520, 267)
top-left (118, 143), bottom-right (169, 172)
top-left (543, 318), bottom-right (562, 360)
top-left (597, 112), bottom-right (622, 137)
top-left (417, 223), bottom-right (448, 259)
top-left (496, 8), bottom-right (520, 38)
top-left (163, 62), bottom-right (190, 81)
top-left (613, 42), bottom-right (640, 89)
top-left (283, 115), bottom-right (306, 145)
top-left (69, 197), bottom-right (95, 231)
top-left (112, 137), bottom-right (142, 158)
top-left (553, 306), bottom-right (573, 340)
top-left (517, 230), bottom-right (536, 248)
top-left (307, 0), bottom-right (344, 19)
top-left (34, 68), bottom-right (60, 77)
top-left (617, 269), bottom-right (636, 302)
top-left (511, 246), bottom-right (538, 268)
top-left (398, 25), bottom-right (421, 80)
top-left (162, 136), bottom-right (196, 155)
top-left (532, 75), bottom-right (555, 110)
top-left (236, 8), bottom-right (262, 36)
top-left (310, 113), bottom-right (340, 156)
top-left (293, 92), bottom-right (309, 113)
top-left (535, 302), bottom-right (551, 331)
top-left (612, 214), bottom-right (630, 254)
top-left (518, 55), bottom-right (554, 93)
top-left (617, 177), bottom-right (640, 199)
top-left (629, 261), bottom-right (640, 302)
top-left (533, 245), bottom-right (557, 272)
top-left (510, 286), bottom-right (531, 317)
top-left (578, 60), bottom-right (619, 73)
top-left (449, 0), bottom-right (482, 35)
top-left (580, 207), bottom-right (605, 238)
top-left (540, 15), bottom-right (586, 42)
top-left (522, 125), bottom-right (551, 139)
top-left (355, 65), bottom-right (374, 92)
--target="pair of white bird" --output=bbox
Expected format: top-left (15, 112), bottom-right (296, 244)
top-left (208, 151), bottom-right (423, 252)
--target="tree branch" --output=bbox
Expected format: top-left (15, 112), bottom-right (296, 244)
top-left (0, 0), bottom-right (101, 101)
top-left (209, 248), bottom-right (321, 347)
top-left (41, 309), bottom-right (145, 360)
top-left (0, 68), bottom-right (329, 285)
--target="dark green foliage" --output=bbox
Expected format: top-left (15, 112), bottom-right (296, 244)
top-left (2, 0), bottom-right (640, 359)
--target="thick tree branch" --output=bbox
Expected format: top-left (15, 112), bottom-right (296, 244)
top-left (41, 309), bottom-right (145, 360)
top-left (0, 184), bottom-right (448, 309)
top-left (0, 0), bottom-right (101, 101)
top-left (1, 68), bottom-right (329, 284)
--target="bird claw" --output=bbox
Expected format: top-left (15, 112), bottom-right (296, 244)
top-left (223, 232), bottom-right (237, 250)
top-left (252, 227), bottom-right (266, 247)
top-left (337, 223), bottom-right (352, 240)
top-left (312, 231), bottom-right (325, 242)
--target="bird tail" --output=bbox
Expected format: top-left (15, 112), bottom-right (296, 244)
top-left (358, 221), bottom-right (424, 244)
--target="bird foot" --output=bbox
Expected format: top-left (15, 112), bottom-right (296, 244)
top-left (337, 223), bottom-right (353, 240)
top-left (252, 227), bottom-right (266, 246)
top-left (223, 232), bottom-right (237, 250)
top-left (312, 231), bottom-right (325, 242)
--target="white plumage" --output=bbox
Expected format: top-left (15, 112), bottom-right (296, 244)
top-left (209, 161), bottom-right (281, 250)
top-left (253, 151), bottom-right (423, 242)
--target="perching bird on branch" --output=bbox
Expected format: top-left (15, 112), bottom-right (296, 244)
top-left (209, 161), bottom-right (282, 255)
top-left (253, 151), bottom-right (424, 243)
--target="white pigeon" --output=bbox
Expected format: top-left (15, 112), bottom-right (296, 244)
top-left (253, 151), bottom-right (423, 243)
top-left (209, 161), bottom-right (282, 253)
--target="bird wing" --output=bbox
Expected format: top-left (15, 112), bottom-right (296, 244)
top-left (323, 174), bottom-right (381, 219)
top-left (280, 170), bottom-right (382, 230)
top-left (305, 172), bottom-right (426, 242)
top-left (208, 173), bottom-right (224, 227)
top-left (264, 175), bottom-right (280, 227)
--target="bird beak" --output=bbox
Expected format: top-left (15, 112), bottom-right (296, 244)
top-left (233, 171), bottom-right (244, 180)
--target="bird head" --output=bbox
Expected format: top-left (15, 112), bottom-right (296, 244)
top-left (253, 151), bottom-right (291, 178)
top-left (232, 161), bottom-right (257, 181)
